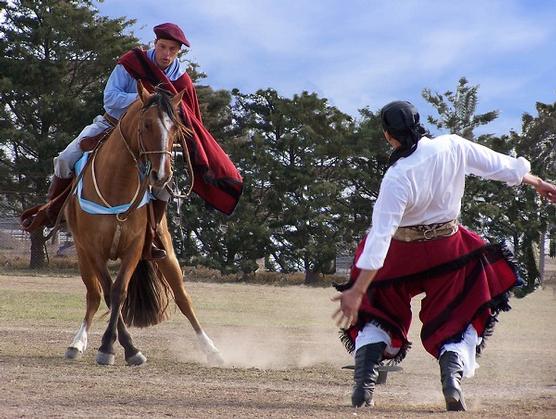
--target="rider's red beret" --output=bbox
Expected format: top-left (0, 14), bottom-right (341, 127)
top-left (153, 23), bottom-right (190, 47)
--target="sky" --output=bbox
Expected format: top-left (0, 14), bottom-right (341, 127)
top-left (94, 0), bottom-right (556, 136)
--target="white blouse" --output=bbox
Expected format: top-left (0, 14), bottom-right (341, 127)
top-left (355, 134), bottom-right (531, 270)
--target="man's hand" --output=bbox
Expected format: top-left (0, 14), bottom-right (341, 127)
top-left (331, 268), bottom-right (377, 328)
top-left (523, 174), bottom-right (556, 203)
top-left (535, 179), bottom-right (556, 203)
top-left (331, 287), bottom-right (364, 328)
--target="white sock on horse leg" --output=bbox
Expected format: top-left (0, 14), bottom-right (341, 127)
top-left (196, 330), bottom-right (218, 353)
top-left (70, 322), bottom-right (88, 353)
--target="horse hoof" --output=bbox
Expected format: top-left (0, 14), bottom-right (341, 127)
top-left (206, 350), bottom-right (224, 366)
top-left (96, 351), bottom-right (115, 365)
top-left (126, 352), bottom-right (147, 366)
top-left (64, 347), bottom-right (83, 360)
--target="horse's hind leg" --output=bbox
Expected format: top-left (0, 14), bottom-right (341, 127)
top-left (65, 249), bottom-right (102, 360)
top-left (158, 254), bottom-right (223, 365)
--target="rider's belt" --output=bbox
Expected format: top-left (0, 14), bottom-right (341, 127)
top-left (393, 219), bottom-right (458, 242)
top-left (103, 112), bottom-right (118, 127)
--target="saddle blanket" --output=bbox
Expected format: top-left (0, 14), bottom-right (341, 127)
top-left (74, 152), bottom-right (152, 215)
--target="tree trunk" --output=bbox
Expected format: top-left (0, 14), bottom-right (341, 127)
top-left (29, 228), bottom-right (47, 269)
top-left (304, 270), bottom-right (320, 285)
top-left (539, 229), bottom-right (547, 286)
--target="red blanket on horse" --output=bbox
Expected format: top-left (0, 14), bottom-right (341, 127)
top-left (118, 48), bottom-right (243, 215)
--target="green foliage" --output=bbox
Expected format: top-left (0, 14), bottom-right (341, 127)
top-left (423, 78), bottom-right (556, 294)
top-left (0, 0), bottom-right (137, 267)
top-left (334, 107), bottom-right (390, 254)
top-left (230, 89), bottom-right (355, 281)
top-left (422, 77), bottom-right (498, 140)
top-left (0, 0), bottom-right (137, 209)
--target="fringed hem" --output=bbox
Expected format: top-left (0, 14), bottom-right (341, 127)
top-left (391, 341), bottom-right (412, 364)
top-left (338, 320), bottom-right (411, 365)
top-left (339, 328), bottom-right (355, 354)
top-left (498, 241), bottom-right (525, 287)
top-left (440, 288), bottom-right (513, 358)
top-left (476, 289), bottom-right (512, 356)
top-left (335, 240), bottom-right (519, 363)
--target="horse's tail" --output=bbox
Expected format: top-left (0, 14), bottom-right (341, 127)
top-left (122, 260), bottom-right (172, 328)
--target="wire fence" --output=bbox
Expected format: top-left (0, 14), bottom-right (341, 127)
top-left (0, 215), bottom-right (75, 262)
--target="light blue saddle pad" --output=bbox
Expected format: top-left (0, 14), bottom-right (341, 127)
top-left (74, 152), bottom-right (152, 215)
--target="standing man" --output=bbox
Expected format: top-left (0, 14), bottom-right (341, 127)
top-left (332, 100), bottom-right (556, 411)
top-left (21, 23), bottom-right (243, 259)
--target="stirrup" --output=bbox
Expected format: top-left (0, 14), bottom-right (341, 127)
top-left (143, 244), bottom-right (167, 261)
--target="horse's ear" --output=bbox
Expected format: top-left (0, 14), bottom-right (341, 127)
top-left (137, 80), bottom-right (149, 104)
top-left (171, 88), bottom-right (186, 109)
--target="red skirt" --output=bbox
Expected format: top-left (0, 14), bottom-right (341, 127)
top-left (336, 226), bottom-right (520, 361)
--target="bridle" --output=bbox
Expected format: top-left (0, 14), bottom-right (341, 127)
top-left (121, 105), bottom-right (175, 177)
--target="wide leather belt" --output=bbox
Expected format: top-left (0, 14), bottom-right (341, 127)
top-left (393, 219), bottom-right (459, 242)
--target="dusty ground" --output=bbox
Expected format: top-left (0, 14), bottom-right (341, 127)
top-left (0, 273), bottom-right (555, 418)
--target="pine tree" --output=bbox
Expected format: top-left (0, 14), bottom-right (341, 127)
top-left (0, 0), bottom-right (137, 267)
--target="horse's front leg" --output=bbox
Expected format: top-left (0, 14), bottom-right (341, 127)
top-left (117, 315), bottom-right (147, 366)
top-left (96, 253), bottom-right (141, 366)
top-left (157, 245), bottom-right (224, 366)
top-left (65, 247), bottom-right (104, 360)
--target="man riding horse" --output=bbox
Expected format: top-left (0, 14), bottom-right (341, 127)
top-left (21, 22), bottom-right (243, 259)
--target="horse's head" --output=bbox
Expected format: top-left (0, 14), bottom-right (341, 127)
top-left (136, 81), bottom-right (185, 188)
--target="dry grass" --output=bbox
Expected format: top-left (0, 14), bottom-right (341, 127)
top-left (0, 273), bottom-right (555, 418)
top-left (0, 254), bottom-right (346, 288)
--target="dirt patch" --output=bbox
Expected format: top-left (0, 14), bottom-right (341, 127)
top-left (0, 274), bottom-right (555, 418)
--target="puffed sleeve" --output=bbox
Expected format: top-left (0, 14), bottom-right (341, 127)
top-left (454, 135), bottom-right (530, 186)
top-left (356, 174), bottom-right (410, 270)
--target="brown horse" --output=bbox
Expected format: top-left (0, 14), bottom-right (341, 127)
top-left (64, 82), bottom-right (222, 366)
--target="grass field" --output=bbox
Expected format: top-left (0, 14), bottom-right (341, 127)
top-left (0, 272), bottom-right (555, 418)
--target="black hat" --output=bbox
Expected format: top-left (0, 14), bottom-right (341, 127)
top-left (380, 101), bottom-right (420, 133)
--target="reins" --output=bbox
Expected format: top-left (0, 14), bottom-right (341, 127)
top-left (168, 123), bottom-right (195, 199)
top-left (89, 119), bottom-right (145, 217)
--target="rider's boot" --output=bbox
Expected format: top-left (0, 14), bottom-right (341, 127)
top-left (21, 175), bottom-right (72, 231)
top-left (142, 199), bottom-right (167, 261)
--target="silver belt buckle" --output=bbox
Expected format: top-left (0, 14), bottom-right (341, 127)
top-left (423, 227), bottom-right (436, 240)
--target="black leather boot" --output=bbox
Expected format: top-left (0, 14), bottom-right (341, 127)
top-left (439, 351), bottom-right (467, 411)
top-left (142, 199), bottom-right (167, 260)
top-left (352, 342), bottom-right (386, 407)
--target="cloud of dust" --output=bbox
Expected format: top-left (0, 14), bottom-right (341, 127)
top-left (171, 295), bottom-right (350, 369)
top-left (166, 287), bottom-right (353, 370)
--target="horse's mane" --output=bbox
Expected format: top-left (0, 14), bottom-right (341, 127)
top-left (142, 86), bottom-right (179, 124)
